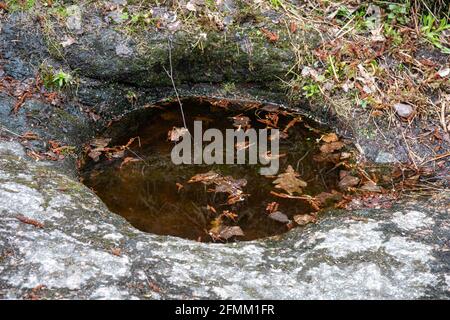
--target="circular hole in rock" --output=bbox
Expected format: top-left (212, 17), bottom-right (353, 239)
top-left (80, 98), bottom-right (352, 243)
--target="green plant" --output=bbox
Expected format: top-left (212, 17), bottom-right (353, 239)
top-left (325, 56), bottom-right (347, 81)
top-left (5, 0), bottom-right (35, 12)
top-left (384, 24), bottom-right (403, 45)
top-left (52, 70), bottom-right (73, 89)
top-left (420, 14), bottom-right (450, 53)
top-left (268, 0), bottom-right (282, 9)
top-left (41, 66), bottom-right (74, 90)
top-left (385, 2), bottom-right (410, 25)
top-left (302, 82), bottom-right (321, 98)
top-left (222, 82), bottom-right (236, 94)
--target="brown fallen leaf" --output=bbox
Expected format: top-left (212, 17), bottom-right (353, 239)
top-left (231, 115), bottom-right (251, 130)
top-left (316, 191), bottom-right (343, 205)
top-left (339, 175), bottom-right (360, 190)
top-left (16, 214), bottom-right (44, 228)
top-left (88, 150), bottom-right (102, 162)
top-left (293, 214), bottom-right (316, 226)
top-left (272, 165), bottom-right (307, 195)
top-left (11, 91), bottom-right (32, 114)
top-left (111, 248), bottom-right (122, 256)
top-left (20, 131), bottom-right (39, 140)
top-left (322, 133), bottom-right (339, 143)
top-left (120, 157), bottom-right (141, 168)
top-left (261, 28), bottom-right (279, 42)
top-left (176, 182), bottom-right (184, 192)
top-left (222, 210), bottom-right (238, 221)
top-left (217, 226), bottom-right (245, 240)
top-left (90, 137), bottom-right (111, 149)
top-left (188, 171), bottom-right (220, 184)
top-left (360, 181), bottom-right (382, 193)
top-left (168, 127), bottom-right (189, 142)
top-left (289, 21), bottom-right (297, 34)
top-left (189, 171), bottom-right (248, 204)
top-left (320, 141), bottom-right (345, 153)
top-left (265, 201), bottom-right (279, 213)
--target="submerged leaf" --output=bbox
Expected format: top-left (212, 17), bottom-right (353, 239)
top-left (217, 226), bottom-right (244, 240)
top-left (168, 127), bottom-right (189, 142)
top-left (268, 211), bottom-right (290, 224)
top-left (293, 214), bottom-right (316, 226)
top-left (90, 137), bottom-right (111, 149)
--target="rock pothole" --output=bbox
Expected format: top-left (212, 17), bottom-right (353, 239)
top-left (80, 98), bottom-right (355, 242)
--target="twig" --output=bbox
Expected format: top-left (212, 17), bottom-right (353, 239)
top-left (420, 152), bottom-right (450, 165)
top-left (0, 125), bottom-right (22, 137)
top-left (163, 37), bottom-right (188, 130)
top-left (441, 99), bottom-right (448, 133)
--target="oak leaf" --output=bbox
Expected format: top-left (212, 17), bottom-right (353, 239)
top-left (272, 165), bottom-right (307, 195)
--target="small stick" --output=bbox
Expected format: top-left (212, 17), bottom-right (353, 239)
top-left (163, 37), bottom-right (188, 130)
top-left (441, 99), bottom-right (448, 133)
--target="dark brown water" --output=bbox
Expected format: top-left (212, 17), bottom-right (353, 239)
top-left (81, 99), bottom-right (341, 242)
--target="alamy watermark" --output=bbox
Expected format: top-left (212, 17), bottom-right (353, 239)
top-left (171, 121), bottom-right (280, 175)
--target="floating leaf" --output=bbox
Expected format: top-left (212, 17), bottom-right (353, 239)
top-left (272, 165), bottom-right (307, 195)
top-left (320, 141), bottom-right (345, 153)
top-left (217, 226), bottom-right (244, 240)
top-left (322, 133), bottom-right (339, 143)
top-left (188, 171), bottom-right (221, 184)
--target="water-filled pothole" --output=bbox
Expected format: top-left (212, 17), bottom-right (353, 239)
top-left (81, 98), bottom-right (353, 242)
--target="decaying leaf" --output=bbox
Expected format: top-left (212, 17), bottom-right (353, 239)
top-left (268, 211), bottom-right (290, 224)
top-left (189, 171), bottom-right (248, 204)
top-left (176, 182), bottom-right (184, 192)
top-left (188, 171), bottom-right (221, 184)
top-left (289, 21), bottom-right (297, 34)
top-left (320, 141), bottom-right (345, 153)
top-left (88, 150), bottom-right (102, 162)
top-left (261, 28), bottom-right (279, 42)
top-left (322, 133), bottom-right (339, 143)
top-left (16, 214), bottom-right (44, 228)
top-left (272, 165), bottom-right (307, 195)
top-left (168, 127), bottom-right (189, 142)
top-left (111, 248), bottom-right (122, 256)
top-left (265, 201), bottom-right (279, 213)
top-left (216, 226), bottom-right (245, 240)
top-left (231, 115), bottom-right (251, 130)
top-left (360, 180), bottom-right (382, 193)
top-left (120, 157), bottom-right (140, 168)
top-left (90, 137), bottom-right (111, 149)
top-left (316, 191), bottom-right (343, 205)
top-left (20, 131), bottom-right (39, 140)
top-left (257, 113), bottom-right (279, 128)
top-left (222, 210), bottom-right (238, 221)
top-left (339, 174), bottom-right (360, 190)
top-left (293, 214), bottom-right (316, 226)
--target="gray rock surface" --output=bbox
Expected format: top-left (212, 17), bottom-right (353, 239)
top-left (0, 141), bottom-right (449, 300)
